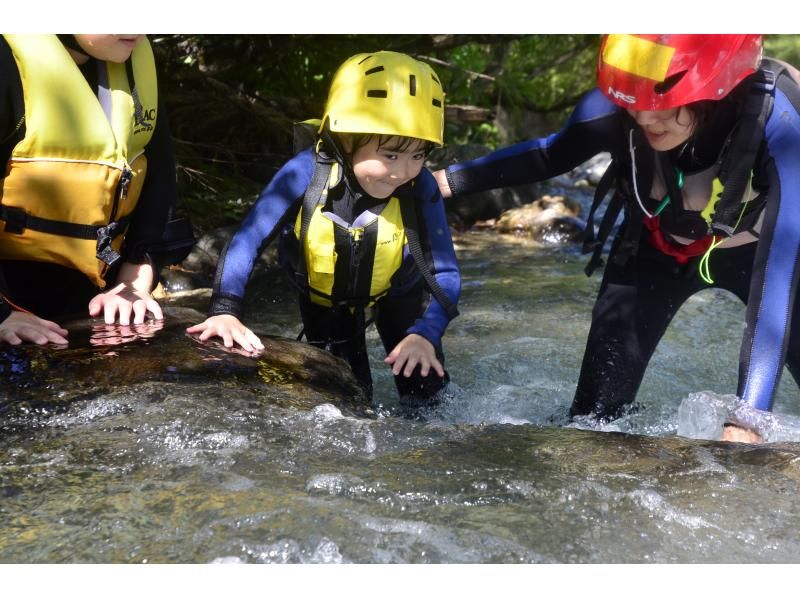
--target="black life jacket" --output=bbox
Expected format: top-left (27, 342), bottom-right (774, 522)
top-left (582, 59), bottom-right (783, 277)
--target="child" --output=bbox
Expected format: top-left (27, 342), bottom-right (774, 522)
top-left (188, 51), bottom-right (461, 406)
top-left (434, 35), bottom-right (800, 442)
top-left (0, 34), bottom-right (192, 345)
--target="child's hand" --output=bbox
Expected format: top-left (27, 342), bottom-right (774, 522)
top-left (0, 311), bottom-right (69, 346)
top-left (384, 333), bottom-right (444, 378)
top-left (88, 284), bottom-right (162, 325)
top-left (432, 169), bottom-right (453, 199)
top-left (186, 314), bottom-right (265, 353)
top-left (89, 261), bottom-right (162, 325)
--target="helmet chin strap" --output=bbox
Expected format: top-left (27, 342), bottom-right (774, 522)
top-left (318, 126), bottom-right (352, 181)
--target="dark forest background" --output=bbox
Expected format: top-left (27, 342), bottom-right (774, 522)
top-left (150, 34), bottom-right (800, 231)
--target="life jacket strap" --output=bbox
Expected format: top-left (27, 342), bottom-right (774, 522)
top-left (0, 204), bottom-right (131, 265)
top-left (398, 189), bottom-right (459, 319)
top-left (295, 149), bottom-right (335, 292)
top-left (582, 159), bottom-right (618, 257)
top-left (711, 64), bottom-right (779, 236)
top-left (583, 161), bottom-right (633, 276)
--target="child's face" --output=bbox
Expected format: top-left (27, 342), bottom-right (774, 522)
top-left (626, 106), bottom-right (695, 151)
top-left (73, 35), bottom-right (145, 63)
top-left (349, 137), bottom-right (427, 199)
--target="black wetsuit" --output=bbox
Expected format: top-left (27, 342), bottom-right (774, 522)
top-left (0, 36), bottom-right (177, 321)
top-left (445, 63), bottom-right (800, 416)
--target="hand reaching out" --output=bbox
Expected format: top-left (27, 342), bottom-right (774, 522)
top-left (186, 314), bottom-right (265, 353)
top-left (384, 333), bottom-right (444, 378)
top-left (88, 283), bottom-right (163, 325)
top-left (88, 261), bottom-right (162, 325)
top-left (432, 169), bottom-right (453, 199)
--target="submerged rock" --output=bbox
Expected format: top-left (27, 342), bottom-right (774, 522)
top-left (0, 307), bottom-right (370, 419)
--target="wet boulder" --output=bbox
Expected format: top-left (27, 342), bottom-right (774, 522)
top-left (492, 194), bottom-right (585, 244)
top-left (0, 307), bottom-right (370, 419)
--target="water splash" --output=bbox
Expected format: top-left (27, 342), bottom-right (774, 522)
top-left (677, 391), bottom-right (800, 442)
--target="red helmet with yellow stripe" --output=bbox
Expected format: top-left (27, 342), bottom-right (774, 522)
top-left (597, 34), bottom-right (763, 111)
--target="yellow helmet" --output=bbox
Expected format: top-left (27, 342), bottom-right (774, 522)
top-left (322, 51), bottom-right (445, 146)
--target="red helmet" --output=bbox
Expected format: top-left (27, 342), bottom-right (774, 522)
top-left (597, 34), bottom-right (763, 111)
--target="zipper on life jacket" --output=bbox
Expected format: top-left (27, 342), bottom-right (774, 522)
top-left (113, 166), bottom-right (133, 215)
top-left (98, 165), bottom-right (133, 278)
top-left (347, 227), bottom-right (363, 300)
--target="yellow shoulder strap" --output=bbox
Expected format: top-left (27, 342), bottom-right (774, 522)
top-left (3, 34), bottom-right (157, 163)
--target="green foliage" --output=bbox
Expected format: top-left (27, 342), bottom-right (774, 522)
top-left (765, 34), bottom-right (800, 66)
top-left (500, 35), bottom-right (599, 112)
top-left (147, 35), bottom-right (600, 229)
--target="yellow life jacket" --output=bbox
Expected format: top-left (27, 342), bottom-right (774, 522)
top-left (0, 34), bottom-right (158, 287)
top-left (293, 163), bottom-right (407, 308)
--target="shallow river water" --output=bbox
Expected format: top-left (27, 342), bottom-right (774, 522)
top-left (2, 231), bottom-right (800, 564)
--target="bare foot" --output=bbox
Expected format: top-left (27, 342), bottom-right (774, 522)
top-left (721, 423), bottom-right (763, 444)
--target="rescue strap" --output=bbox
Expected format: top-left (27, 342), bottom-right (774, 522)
top-left (642, 216), bottom-right (717, 264)
top-left (0, 206), bottom-right (132, 266)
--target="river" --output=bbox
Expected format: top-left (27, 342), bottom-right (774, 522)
top-left (2, 230), bottom-right (800, 564)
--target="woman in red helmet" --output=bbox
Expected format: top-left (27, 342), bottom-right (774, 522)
top-left (434, 34), bottom-right (800, 442)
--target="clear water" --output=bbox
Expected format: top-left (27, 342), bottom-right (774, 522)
top-left (2, 231), bottom-right (800, 563)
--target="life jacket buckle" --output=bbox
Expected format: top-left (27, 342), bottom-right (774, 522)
top-left (96, 222), bottom-right (121, 265)
top-left (750, 70), bottom-right (776, 93)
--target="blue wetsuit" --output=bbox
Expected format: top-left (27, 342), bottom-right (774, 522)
top-left (445, 62), bottom-right (800, 417)
top-left (210, 147), bottom-right (461, 401)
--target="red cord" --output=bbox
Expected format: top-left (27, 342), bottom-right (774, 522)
top-left (0, 292), bottom-right (34, 315)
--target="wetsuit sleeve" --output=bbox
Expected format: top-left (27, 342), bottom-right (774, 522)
top-left (405, 169), bottom-right (461, 347)
top-left (121, 95), bottom-right (176, 264)
top-left (445, 88), bottom-right (623, 196)
top-left (207, 149), bottom-right (314, 318)
top-left (738, 80), bottom-right (800, 411)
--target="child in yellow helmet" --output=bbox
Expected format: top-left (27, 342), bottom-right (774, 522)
top-left (188, 51), bottom-right (461, 408)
